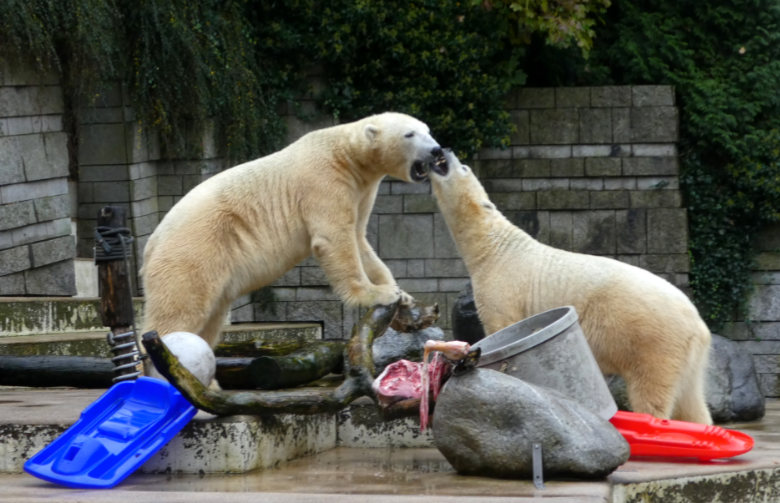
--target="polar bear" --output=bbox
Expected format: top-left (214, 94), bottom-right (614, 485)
top-left (430, 150), bottom-right (712, 424)
top-left (141, 112), bottom-right (442, 354)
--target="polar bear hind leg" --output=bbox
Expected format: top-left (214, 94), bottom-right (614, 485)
top-left (671, 328), bottom-right (713, 424)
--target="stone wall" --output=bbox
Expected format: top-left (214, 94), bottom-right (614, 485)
top-left (0, 62), bottom-right (75, 295)
top-left (475, 86), bottom-right (687, 286)
top-left (74, 85), bottom-right (224, 280)
top-left (236, 85), bottom-right (689, 339)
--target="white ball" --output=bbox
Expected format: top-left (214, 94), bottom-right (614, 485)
top-left (162, 331), bottom-right (216, 387)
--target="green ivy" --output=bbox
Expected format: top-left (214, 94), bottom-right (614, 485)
top-left (0, 1), bottom-right (528, 162)
top-left (0, 0), bottom-right (297, 162)
top-left (271, 0), bottom-right (522, 157)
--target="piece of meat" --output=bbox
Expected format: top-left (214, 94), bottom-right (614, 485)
top-left (372, 356), bottom-right (450, 407)
top-left (372, 340), bottom-right (472, 431)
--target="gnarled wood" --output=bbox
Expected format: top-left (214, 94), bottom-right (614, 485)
top-left (142, 300), bottom-right (446, 416)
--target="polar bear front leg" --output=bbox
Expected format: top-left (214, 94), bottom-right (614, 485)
top-left (312, 231), bottom-right (402, 307)
top-left (357, 236), bottom-right (413, 305)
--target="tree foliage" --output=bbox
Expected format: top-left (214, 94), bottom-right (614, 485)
top-left (479, 0), bottom-right (610, 53)
top-left (0, 0), bottom-right (610, 161)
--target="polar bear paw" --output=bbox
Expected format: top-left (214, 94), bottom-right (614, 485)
top-left (360, 284), bottom-right (405, 307)
top-left (397, 289), bottom-right (414, 306)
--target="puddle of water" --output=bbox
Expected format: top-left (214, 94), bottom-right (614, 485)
top-left (126, 447), bottom-right (560, 497)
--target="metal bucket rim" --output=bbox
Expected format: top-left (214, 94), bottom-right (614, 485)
top-left (474, 306), bottom-right (579, 367)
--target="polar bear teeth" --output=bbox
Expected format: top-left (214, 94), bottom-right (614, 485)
top-left (431, 152), bottom-right (449, 176)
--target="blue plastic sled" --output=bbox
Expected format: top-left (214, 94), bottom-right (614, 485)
top-left (25, 376), bottom-right (196, 489)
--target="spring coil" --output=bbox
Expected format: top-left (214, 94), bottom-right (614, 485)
top-left (107, 329), bottom-right (142, 382)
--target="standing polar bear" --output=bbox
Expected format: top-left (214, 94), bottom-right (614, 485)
top-left (141, 112), bottom-right (442, 354)
top-left (430, 150), bottom-right (712, 424)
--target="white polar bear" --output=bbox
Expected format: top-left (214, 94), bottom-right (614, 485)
top-left (430, 150), bottom-right (712, 424)
top-left (141, 112), bottom-right (442, 354)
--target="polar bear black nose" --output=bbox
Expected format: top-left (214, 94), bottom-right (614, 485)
top-left (431, 147), bottom-right (444, 158)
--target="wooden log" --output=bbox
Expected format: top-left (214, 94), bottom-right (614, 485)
top-left (143, 331), bottom-right (348, 415)
top-left (141, 301), bottom-right (441, 416)
top-left (334, 302), bottom-right (399, 402)
top-left (213, 340), bottom-right (306, 357)
top-left (0, 355), bottom-right (114, 388)
top-left (95, 206), bottom-right (142, 381)
top-left (96, 206), bottom-right (134, 327)
top-left (216, 341), bottom-right (345, 390)
top-left (390, 301), bottom-right (440, 332)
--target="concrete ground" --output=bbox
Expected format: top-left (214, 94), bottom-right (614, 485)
top-left (1, 389), bottom-right (778, 502)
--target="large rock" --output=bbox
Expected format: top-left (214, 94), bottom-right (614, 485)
top-left (372, 326), bottom-right (445, 374)
top-left (607, 334), bottom-right (765, 423)
top-left (450, 283), bottom-right (486, 344)
top-left (607, 334), bottom-right (764, 423)
top-left (705, 333), bottom-right (765, 422)
top-left (433, 368), bottom-right (629, 480)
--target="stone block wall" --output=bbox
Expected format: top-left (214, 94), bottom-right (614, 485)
top-left (475, 86), bottom-right (688, 287)
top-left (0, 61), bottom-right (76, 295)
top-left (237, 85), bottom-right (689, 339)
top-left (74, 85), bottom-right (224, 288)
top-left (74, 84), bottom-right (162, 287)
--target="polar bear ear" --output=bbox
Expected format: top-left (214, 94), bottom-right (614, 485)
top-left (364, 124), bottom-right (379, 142)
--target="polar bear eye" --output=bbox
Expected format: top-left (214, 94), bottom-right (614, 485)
top-left (404, 132), bottom-right (415, 138)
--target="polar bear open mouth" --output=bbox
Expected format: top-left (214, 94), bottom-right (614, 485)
top-left (411, 160), bottom-right (431, 182)
top-left (431, 150), bottom-right (450, 176)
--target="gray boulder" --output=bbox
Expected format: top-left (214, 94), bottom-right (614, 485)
top-left (607, 333), bottom-right (765, 423)
top-left (706, 333), bottom-right (765, 422)
top-left (433, 368), bottom-right (629, 479)
top-left (372, 326), bottom-right (445, 374)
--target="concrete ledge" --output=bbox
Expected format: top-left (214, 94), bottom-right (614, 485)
top-left (612, 466), bottom-right (780, 502)
top-left (337, 399), bottom-right (431, 448)
top-left (143, 411), bottom-right (337, 474)
top-left (0, 388), bottom-right (425, 474)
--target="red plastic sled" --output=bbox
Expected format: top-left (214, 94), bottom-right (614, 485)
top-left (609, 410), bottom-right (754, 460)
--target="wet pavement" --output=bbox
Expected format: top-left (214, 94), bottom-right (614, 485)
top-left (1, 395), bottom-right (778, 502)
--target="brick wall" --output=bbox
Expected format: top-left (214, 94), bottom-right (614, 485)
top-left (0, 61), bottom-right (75, 295)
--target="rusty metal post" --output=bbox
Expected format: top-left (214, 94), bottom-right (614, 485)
top-left (95, 206), bottom-right (142, 382)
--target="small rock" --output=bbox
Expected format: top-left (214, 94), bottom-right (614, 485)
top-left (433, 368), bottom-right (629, 479)
top-left (451, 283), bottom-right (486, 344)
top-left (372, 326), bottom-right (445, 374)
